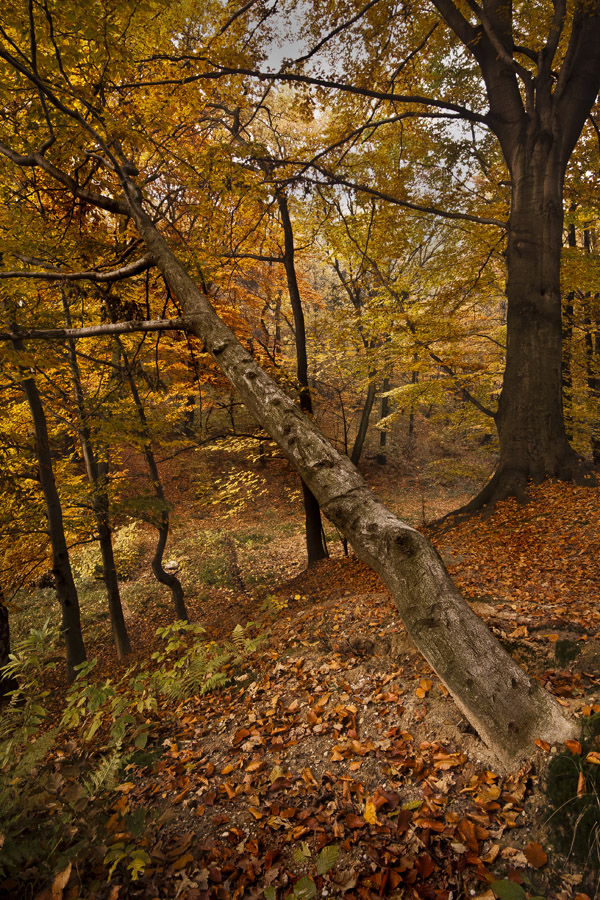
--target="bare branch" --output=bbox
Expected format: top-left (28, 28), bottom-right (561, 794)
top-left (302, 167), bottom-right (507, 230)
top-left (292, 0), bottom-right (385, 66)
top-left (120, 60), bottom-right (488, 124)
top-left (0, 253), bottom-right (155, 283)
top-left (0, 317), bottom-right (192, 342)
top-left (222, 252), bottom-right (284, 263)
top-left (0, 139), bottom-right (129, 216)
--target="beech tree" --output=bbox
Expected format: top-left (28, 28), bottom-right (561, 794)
top-left (201, 0), bottom-right (600, 504)
top-left (430, 0), bottom-right (600, 504)
top-left (1, 311), bottom-right (86, 681)
top-left (0, 0), bottom-right (580, 764)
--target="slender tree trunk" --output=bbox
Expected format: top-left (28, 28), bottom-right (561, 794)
top-left (62, 295), bottom-right (131, 658)
top-left (0, 601), bottom-right (17, 701)
top-left (277, 189), bottom-right (328, 566)
top-left (115, 338), bottom-right (189, 622)
top-left (128, 198), bottom-right (575, 765)
top-left (350, 378), bottom-right (377, 465)
top-left (583, 293), bottom-right (600, 464)
top-left (408, 369), bottom-right (418, 442)
top-left (7, 323), bottom-right (86, 681)
top-left (331, 261), bottom-right (380, 467)
top-left (562, 222), bottom-right (577, 441)
top-left (376, 378), bottom-right (390, 465)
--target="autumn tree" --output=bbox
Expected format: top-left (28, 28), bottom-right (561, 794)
top-left (201, 0), bottom-right (600, 504)
top-left (0, 310), bottom-right (86, 681)
top-left (0, 0), bottom-right (584, 763)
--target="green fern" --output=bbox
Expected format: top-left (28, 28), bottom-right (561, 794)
top-left (83, 749), bottom-right (122, 796)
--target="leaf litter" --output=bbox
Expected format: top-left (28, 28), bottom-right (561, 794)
top-left (10, 478), bottom-right (600, 900)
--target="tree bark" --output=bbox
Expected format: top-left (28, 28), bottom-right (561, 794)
top-left (8, 327), bottom-right (86, 682)
top-left (350, 378), bottom-right (377, 465)
top-left (115, 338), bottom-right (189, 622)
top-left (376, 377), bottom-right (390, 465)
top-left (432, 0), bottom-right (600, 509)
top-left (492, 153), bottom-right (583, 498)
top-left (562, 223), bottom-right (577, 441)
top-left (0, 601), bottom-right (17, 702)
top-left (583, 292), bottom-right (600, 464)
top-left (62, 294), bottom-right (131, 658)
top-left (277, 189), bottom-right (328, 566)
top-left (126, 195), bottom-right (574, 766)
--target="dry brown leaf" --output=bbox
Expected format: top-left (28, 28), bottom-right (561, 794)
top-left (524, 841), bottom-right (548, 868)
top-left (52, 862), bottom-right (72, 897)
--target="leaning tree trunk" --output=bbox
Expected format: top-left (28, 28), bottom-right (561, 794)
top-left (277, 190), bottom-right (328, 566)
top-left (126, 193), bottom-right (574, 766)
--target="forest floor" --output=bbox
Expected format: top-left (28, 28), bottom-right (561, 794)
top-left (4, 450), bottom-right (600, 900)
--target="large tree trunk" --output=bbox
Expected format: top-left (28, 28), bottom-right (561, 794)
top-left (432, 0), bottom-right (600, 511)
top-left (126, 196), bottom-right (574, 766)
top-left (458, 132), bottom-right (594, 513)
top-left (489, 153), bottom-right (583, 500)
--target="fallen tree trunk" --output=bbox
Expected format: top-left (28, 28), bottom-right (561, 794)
top-left (126, 188), bottom-right (574, 766)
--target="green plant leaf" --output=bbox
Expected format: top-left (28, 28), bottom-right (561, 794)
top-left (293, 841), bottom-right (311, 864)
top-left (491, 881), bottom-right (528, 900)
top-left (316, 844), bottom-right (338, 875)
top-left (293, 877), bottom-right (317, 899)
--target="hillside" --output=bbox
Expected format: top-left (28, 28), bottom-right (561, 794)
top-left (2, 464), bottom-right (600, 900)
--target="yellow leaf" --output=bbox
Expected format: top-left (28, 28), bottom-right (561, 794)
top-left (585, 751), bottom-right (600, 765)
top-left (364, 800), bottom-right (380, 825)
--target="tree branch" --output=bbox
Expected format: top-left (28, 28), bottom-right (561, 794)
top-left (120, 60), bottom-right (488, 124)
top-left (0, 253), bottom-right (155, 283)
top-left (0, 317), bottom-right (192, 342)
top-left (303, 168), bottom-right (507, 229)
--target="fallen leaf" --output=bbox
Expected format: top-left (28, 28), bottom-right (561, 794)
top-left (52, 862), bottom-right (72, 897)
top-left (172, 852), bottom-right (194, 871)
top-left (363, 800), bottom-right (380, 825)
top-left (524, 841), bottom-right (547, 868)
top-left (344, 813), bottom-right (365, 828)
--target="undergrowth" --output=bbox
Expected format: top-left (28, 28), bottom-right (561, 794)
top-left (545, 713), bottom-right (600, 873)
top-left (0, 617), bottom-right (262, 896)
